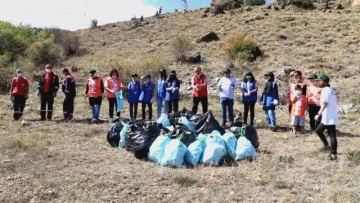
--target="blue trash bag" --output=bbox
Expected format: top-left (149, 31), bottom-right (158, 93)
top-left (202, 143), bottom-right (227, 166)
top-left (148, 135), bottom-right (172, 164)
top-left (179, 116), bottom-right (196, 133)
top-left (184, 140), bottom-right (206, 166)
top-left (205, 131), bottom-right (226, 147)
top-left (157, 114), bottom-right (171, 128)
top-left (235, 136), bottom-right (257, 161)
top-left (115, 91), bottom-right (124, 113)
top-left (119, 122), bottom-right (131, 149)
top-left (161, 139), bottom-right (188, 168)
top-left (223, 132), bottom-right (237, 158)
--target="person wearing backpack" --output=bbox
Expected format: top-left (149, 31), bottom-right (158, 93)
top-left (139, 74), bottom-right (155, 121)
top-left (240, 71), bottom-right (258, 126)
top-left (127, 73), bottom-right (141, 122)
top-left (314, 74), bottom-right (339, 161)
top-left (104, 69), bottom-right (123, 123)
top-left (10, 69), bottom-right (29, 121)
top-left (61, 68), bottom-right (76, 121)
top-left (259, 72), bottom-right (279, 132)
top-left (85, 69), bottom-right (104, 123)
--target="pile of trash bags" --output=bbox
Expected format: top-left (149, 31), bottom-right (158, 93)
top-left (107, 108), bottom-right (259, 167)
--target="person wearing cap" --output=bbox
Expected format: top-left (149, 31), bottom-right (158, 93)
top-left (127, 73), bottom-right (141, 122)
top-left (104, 69), bottom-right (123, 123)
top-left (166, 70), bottom-right (181, 114)
top-left (314, 74), bottom-right (339, 160)
top-left (156, 69), bottom-right (168, 118)
top-left (287, 70), bottom-right (307, 115)
top-left (240, 71), bottom-right (258, 126)
top-left (37, 64), bottom-right (59, 121)
top-left (191, 66), bottom-right (209, 114)
top-left (139, 74), bottom-right (155, 120)
top-left (10, 69), bottom-right (29, 120)
top-left (85, 69), bottom-right (104, 123)
top-left (290, 84), bottom-right (308, 134)
top-left (217, 67), bottom-right (238, 127)
top-left (61, 68), bottom-right (76, 121)
top-left (306, 74), bottom-right (322, 132)
top-left (259, 72), bottom-right (279, 132)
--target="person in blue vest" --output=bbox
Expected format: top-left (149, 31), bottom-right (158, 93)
top-left (139, 74), bottom-right (155, 120)
top-left (240, 71), bottom-right (258, 126)
top-left (166, 70), bottom-right (181, 114)
top-left (259, 72), bottom-right (279, 132)
top-left (127, 73), bottom-right (141, 122)
top-left (156, 69), bottom-right (168, 118)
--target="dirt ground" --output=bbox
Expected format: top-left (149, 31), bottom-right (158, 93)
top-left (0, 91), bottom-right (359, 203)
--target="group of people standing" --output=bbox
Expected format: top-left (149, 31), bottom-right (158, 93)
top-left (9, 64), bottom-right (339, 160)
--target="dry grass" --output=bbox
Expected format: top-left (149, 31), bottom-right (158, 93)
top-left (1, 3), bottom-right (360, 202)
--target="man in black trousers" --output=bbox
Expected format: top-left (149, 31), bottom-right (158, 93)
top-left (61, 68), bottom-right (76, 121)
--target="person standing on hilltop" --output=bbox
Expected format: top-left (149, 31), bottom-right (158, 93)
top-left (156, 69), bottom-right (168, 118)
top-left (191, 66), bottom-right (209, 115)
top-left (240, 71), bottom-right (258, 126)
top-left (104, 69), bottom-right (122, 123)
top-left (259, 72), bottom-right (279, 132)
top-left (287, 70), bottom-right (307, 114)
top-left (306, 74), bottom-right (322, 132)
top-left (314, 74), bottom-right (339, 161)
top-left (10, 69), bottom-right (29, 121)
top-left (139, 74), bottom-right (155, 121)
top-left (61, 68), bottom-right (76, 121)
top-left (217, 67), bottom-right (238, 127)
top-left (127, 73), bottom-right (141, 123)
top-left (37, 64), bottom-right (59, 121)
top-left (85, 69), bottom-right (104, 123)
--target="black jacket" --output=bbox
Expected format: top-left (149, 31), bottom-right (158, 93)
top-left (62, 74), bottom-right (76, 96)
top-left (38, 72), bottom-right (59, 94)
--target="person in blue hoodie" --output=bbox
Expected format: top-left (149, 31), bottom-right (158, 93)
top-left (259, 72), bottom-right (279, 132)
top-left (166, 70), bottom-right (181, 114)
top-left (240, 71), bottom-right (258, 126)
top-left (139, 74), bottom-right (155, 120)
top-left (127, 73), bottom-right (141, 122)
top-left (156, 69), bottom-right (168, 118)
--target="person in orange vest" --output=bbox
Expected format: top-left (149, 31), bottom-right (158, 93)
top-left (61, 68), bottom-right (76, 121)
top-left (290, 85), bottom-right (308, 134)
top-left (104, 69), bottom-right (123, 123)
top-left (191, 66), bottom-right (209, 114)
top-left (287, 70), bottom-right (307, 114)
top-left (306, 74), bottom-right (322, 132)
top-left (10, 69), bottom-right (29, 120)
top-left (85, 69), bottom-right (104, 123)
top-left (37, 64), bottom-right (59, 121)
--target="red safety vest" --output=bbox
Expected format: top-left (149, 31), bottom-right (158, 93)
top-left (87, 77), bottom-right (102, 97)
top-left (105, 77), bottom-right (122, 98)
top-left (11, 77), bottom-right (29, 96)
top-left (307, 85), bottom-right (321, 105)
top-left (192, 73), bottom-right (208, 97)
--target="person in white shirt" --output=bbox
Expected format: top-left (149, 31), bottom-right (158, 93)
top-left (217, 67), bottom-right (238, 127)
top-left (314, 74), bottom-right (339, 161)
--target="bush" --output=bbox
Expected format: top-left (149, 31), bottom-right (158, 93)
top-left (171, 35), bottom-right (194, 62)
top-left (26, 29), bottom-right (60, 67)
top-left (53, 29), bottom-right (80, 57)
top-left (90, 19), bottom-right (98, 28)
top-left (212, 0), bottom-right (242, 10)
top-left (288, 0), bottom-right (314, 9)
top-left (223, 34), bottom-right (262, 64)
top-left (244, 0), bottom-right (265, 6)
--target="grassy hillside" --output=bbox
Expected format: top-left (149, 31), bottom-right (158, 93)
top-left (1, 3), bottom-right (360, 202)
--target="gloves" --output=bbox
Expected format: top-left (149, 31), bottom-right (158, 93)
top-left (273, 99), bottom-right (279, 105)
top-left (244, 93), bottom-right (250, 97)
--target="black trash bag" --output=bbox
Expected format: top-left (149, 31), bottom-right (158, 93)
top-left (125, 121), bottom-right (161, 159)
top-left (107, 119), bottom-right (127, 147)
top-left (168, 123), bottom-right (196, 147)
top-left (169, 108), bottom-right (195, 120)
top-left (189, 111), bottom-right (225, 135)
top-left (231, 124), bottom-right (260, 149)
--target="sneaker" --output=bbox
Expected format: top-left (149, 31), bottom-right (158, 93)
top-left (328, 154), bottom-right (337, 161)
top-left (91, 118), bottom-right (97, 123)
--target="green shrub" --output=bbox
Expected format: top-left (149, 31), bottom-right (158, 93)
top-left (223, 34), bottom-right (262, 64)
top-left (171, 35), bottom-right (194, 62)
top-left (244, 0), bottom-right (266, 6)
top-left (53, 29), bottom-right (80, 57)
top-left (288, 0), bottom-right (314, 9)
top-left (26, 29), bottom-right (60, 67)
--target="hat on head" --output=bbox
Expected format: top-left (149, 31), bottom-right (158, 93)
top-left (170, 70), bottom-right (176, 75)
top-left (244, 71), bottom-right (253, 77)
top-left (131, 73), bottom-right (138, 77)
top-left (89, 69), bottom-right (96, 75)
top-left (144, 74), bottom-right (151, 78)
top-left (307, 73), bottom-right (318, 79)
top-left (316, 74), bottom-right (330, 82)
top-left (16, 69), bottom-right (22, 73)
top-left (45, 64), bottom-right (52, 69)
top-left (223, 67), bottom-right (231, 74)
top-left (159, 68), bottom-right (166, 74)
top-left (264, 71), bottom-right (274, 77)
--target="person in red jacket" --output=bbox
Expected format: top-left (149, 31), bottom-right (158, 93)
top-left (37, 64), bottom-right (59, 121)
top-left (191, 66), bottom-right (209, 114)
top-left (10, 69), bottom-right (29, 120)
top-left (85, 69), bottom-right (104, 123)
top-left (104, 69), bottom-right (122, 123)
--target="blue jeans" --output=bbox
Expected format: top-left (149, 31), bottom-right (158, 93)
top-left (156, 97), bottom-right (168, 118)
top-left (264, 107), bottom-right (276, 127)
top-left (220, 97), bottom-right (234, 123)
